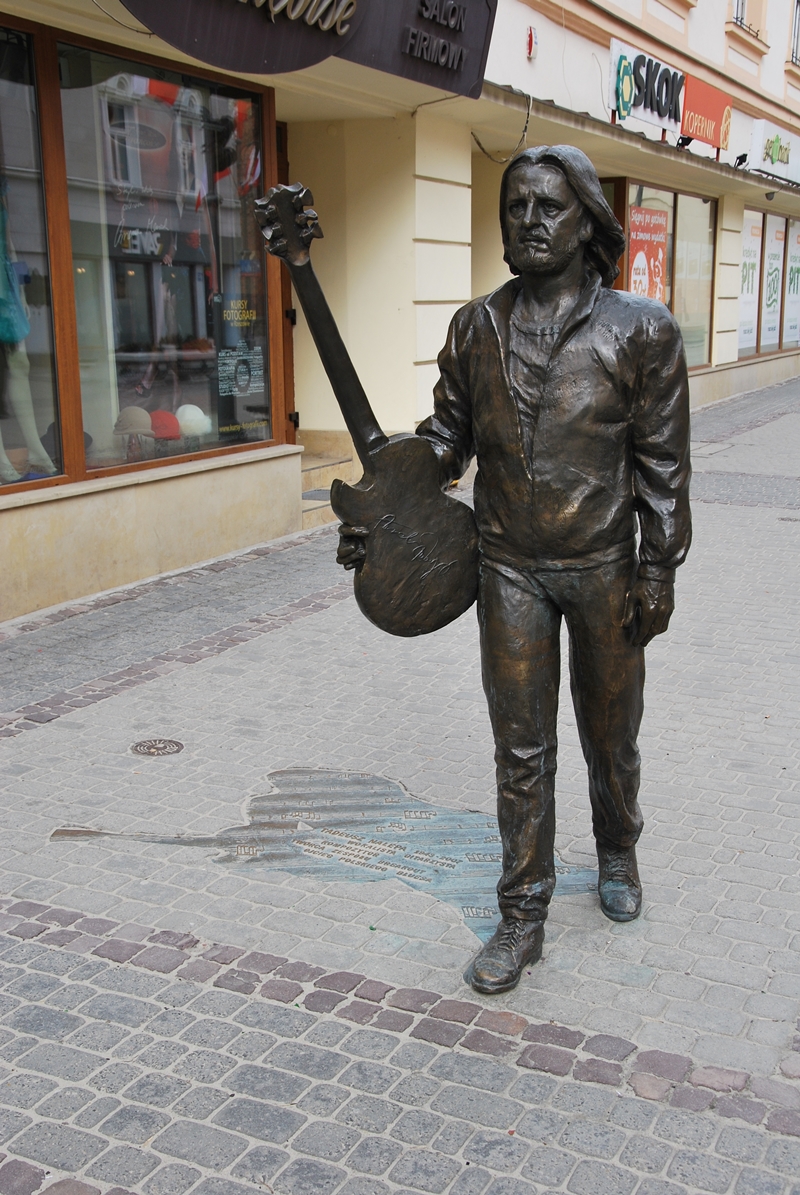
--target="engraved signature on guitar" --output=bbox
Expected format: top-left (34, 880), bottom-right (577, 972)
top-left (374, 513), bottom-right (457, 579)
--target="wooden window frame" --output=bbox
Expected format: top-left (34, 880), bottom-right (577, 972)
top-left (0, 12), bottom-right (288, 498)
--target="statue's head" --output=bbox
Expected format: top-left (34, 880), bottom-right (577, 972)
top-left (500, 146), bottom-right (626, 287)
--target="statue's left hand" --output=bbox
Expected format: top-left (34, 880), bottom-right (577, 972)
top-left (622, 578), bottom-right (674, 647)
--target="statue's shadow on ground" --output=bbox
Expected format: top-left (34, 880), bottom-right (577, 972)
top-left (52, 769), bottom-right (597, 942)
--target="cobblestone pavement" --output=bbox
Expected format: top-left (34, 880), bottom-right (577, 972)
top-left (0, 380), bottom-right (797, 1192)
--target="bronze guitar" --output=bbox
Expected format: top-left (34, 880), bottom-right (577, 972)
top-left (255, 183), bottom-right (478, 638)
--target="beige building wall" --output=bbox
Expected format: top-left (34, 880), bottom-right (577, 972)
top-left (0, 448), bottom-right (302, 621)
top-left (471, 153), bottom-right (507, 301)
top-left (712, 195), bottom-right (745, 368)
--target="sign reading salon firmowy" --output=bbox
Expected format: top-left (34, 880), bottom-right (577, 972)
top-left (119, 0), bottom-right (498, 98)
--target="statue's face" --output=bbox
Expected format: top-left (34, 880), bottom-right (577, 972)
top-left (504, 162), bottom-right (593, 277)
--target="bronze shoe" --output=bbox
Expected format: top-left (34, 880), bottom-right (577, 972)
top-left (464, 917), bottom-right (544, 994)
top-left (597, 845), bottom-right (642, 922)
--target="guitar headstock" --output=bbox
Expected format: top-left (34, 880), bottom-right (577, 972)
top-left (255, 183), bottom-right (323, 267)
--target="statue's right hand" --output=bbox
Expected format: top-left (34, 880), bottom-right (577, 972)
top-left (336, 524), bottom-right (369, 571)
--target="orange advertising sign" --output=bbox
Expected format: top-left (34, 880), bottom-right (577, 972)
top-left (681, 75), bottom-right (732, 149)
top-left (629, 206), bottom-right (669, 304)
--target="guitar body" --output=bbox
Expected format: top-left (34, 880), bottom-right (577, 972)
top-left (330, 435), bottom-right (479, 637)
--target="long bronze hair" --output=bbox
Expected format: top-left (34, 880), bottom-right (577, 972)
top-left (500, 145), bottom-right (626, 287)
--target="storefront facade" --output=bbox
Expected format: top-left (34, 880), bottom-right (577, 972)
top-left (2, 0), bottom-right (800, 618)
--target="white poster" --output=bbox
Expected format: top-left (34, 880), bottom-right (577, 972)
top-left (783, 219), bottom-right (800, 348)
top-left (738, 209), bottom-right (762, 356)
top-left (750, 120), bottom-right (800, 186)
top-left (760, 214), bottom-right (786, 350)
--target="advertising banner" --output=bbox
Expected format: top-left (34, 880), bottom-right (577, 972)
top-left (738, 210), bottom-right (763, 355)
top-left (749, 119), bottom-right (800, 185)
top-left (760, 214), bottom-right (786, 350)
top-left (681, 75), bottom-right (732, 150)
top-left (609, 38), bottom-right (684, 132)
top-left (783, 219), bottom-right (800, 347)
top-left (628, 206), bottom-right (669, 303)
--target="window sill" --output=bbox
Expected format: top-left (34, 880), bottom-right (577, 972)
top-left (785, 59), bottom-right (800, 88)
top-left (725, 20), bottom-right (769, 58)
top-left (0, 443), bottom-right (303, 512)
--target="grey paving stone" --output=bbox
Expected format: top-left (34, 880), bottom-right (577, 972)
top-left (0, 1109), bottom-right (31, 1144)
top-left (764, 1138), bottom-right (800, 1176)
top-left (78, 994), bottom-right (155, 1029)
top-left (173, 1050), bottom-right (236, 1084)
top-left (666, 1150), bottom-right (737, 1194)
top-left (190, 1181), bottom-right (261, 1195)
top-left (390, 1075), bottom-right (442, 1107)
top-left (714, 1126), bottom-right (765, 1163)
top-left (212, 1097), bottom-right (305, 1144)
top-left (85, 1144), bottom-right (160, 1183)
top-left (620, 1134), bottom-right (674, 1173)
top-left (431, 1087), bottom-right (522, 1130)
top-left (231, 1145), bottom-right (290, 1183)
top-left (560, 1120), bottom-right (627, 1160)
top-left (449, 1170), bottom-right (493, 1195)
top-left (265, 1042), bottom-right (347, 1082)
top-left (388, 1149), bottom-right (461, 1194)
top-left (431, 1119), bottom-right (473, 1155)
top-left (391, 1110), bottom-right (445, 1145)
top-left (19, 1043), bottom-right (101, 1081)
top-left (294, 1083), bottom-right (350, 1118)
top-left (0, 1075), bottom-right (56, 1109)
top-left (484, 1179), bottom-right (539, 1195)
top-left (566, 1159), bottom-right (638, 1195)
top-left (36, 1085), bottom-right (94, 1119)
top-left (151, 1121), bottom-right (248, 1171)
top-left (339, 1060), bottom-right (400, 1094)
top-left (226, 1063), bottom-right (309, 1104)
top-left (520, 1146), bottom-right (575, 1186)
top-left (653, 1109), bottom-right (717, 1149)
top-left (293, 1121), bottom-right (360, 1162)
top-left (734, 1170), bottom-right (785, 1195)
top-left (74, 1096), bottom-right (121, 1128)
top-left (462, 1130), bottom-right (529, 1172)
top-left (142, 1163), bottom-right (201, 1194)
top-left (11, 1122), bottom-right (106, 1170)
top-left (342, 1135), bottom-right (403, 1176)
top-left (336, 1093), bottom-right (400, 1133)
top-left (272, 1157), bottom-right (347, 1195)
top-left (4, 1007), bottom-right (82, 1041)
top-left (428, 1054), bottom-right (513, 1093)
top-left (172, 1086), bottom-right (230, 1120)
top-left (100, 1104), bottom-right (171, 1144)
top-left (123, 1074), bottom-right (190, 1108)
top-left (515, 1108), bottom-right (566, 1144)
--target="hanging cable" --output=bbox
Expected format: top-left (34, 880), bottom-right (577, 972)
top-left (90, 0), bottom-right (154, 35)
top-left (471, 93), bottom-right (532, 164)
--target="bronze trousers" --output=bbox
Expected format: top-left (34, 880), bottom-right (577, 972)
top-left (478, 554), bottom-right (645, 923)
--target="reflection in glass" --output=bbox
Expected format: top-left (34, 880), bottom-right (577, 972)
top-left (0, 29), bottom-right (60, 485)
top-left (759, 214), bottom-right (786, 352)
top-left (783, 218), bottom-right (800, 348)
top-left (59, 45), bottom-right (269, 469)
top-left (738, 209), bottom-right (763, 358)
top-left (627, 184), bottom-right (674, 309)
top-left (673, 195), bottom-right (715, 367)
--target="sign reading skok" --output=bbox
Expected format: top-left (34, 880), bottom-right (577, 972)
top-left (609, 38), bottom-right (684, 133)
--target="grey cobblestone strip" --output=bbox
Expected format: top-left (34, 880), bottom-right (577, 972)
top-left (0, 583), bottom-right (351, 741)
top-left (691, 471), bottom-right (800, 508)
top-left (0, 529), bottom-right (337, 646)
top-left (0, 903), bottom-right (798, 1195)
top-left (691, 377), bottom-right (800, 442)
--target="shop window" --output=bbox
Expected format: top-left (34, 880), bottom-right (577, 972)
top-left (738, 209), bottom-right (763, 358)
top-left (627, 184), bottom-right (674, 309)
top-left (0, 29), bottom-right (60, 487)
top-left (59, 45), bottom-right (270, 469)
top-left (674, 195), bottom-right (716, 368)
top-left (759, 214), bottom-right (786, 352)
top-left (782, 218), bottom-right (800, 347)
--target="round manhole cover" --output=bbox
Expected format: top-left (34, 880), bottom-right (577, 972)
top-left (130, 739), bottom-right (184, 757)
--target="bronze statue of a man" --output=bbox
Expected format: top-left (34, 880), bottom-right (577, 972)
top-left (340, 145), bottom-right (691, 994)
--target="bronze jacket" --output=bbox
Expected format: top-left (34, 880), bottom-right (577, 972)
top-left (417, 272), bottom-right (691, 578)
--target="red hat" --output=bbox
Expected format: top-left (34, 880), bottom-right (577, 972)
top-left (150, 410), bottom-right (182, 440)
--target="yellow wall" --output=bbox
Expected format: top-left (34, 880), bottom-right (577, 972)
top-left (712, 194), bottom-right (744, 367)
top-left (0, 447), bottom-right (302, 621)
top-left (471, 152), bottom-right (508, 301)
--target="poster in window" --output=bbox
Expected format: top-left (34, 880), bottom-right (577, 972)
top-left (628, 206), bottom-right (669, 303)
top-left (738, 210), bottom-right (762, 356)
top-left (783, 219), bottom-right (800, 348)
top-left (760, 214), bottom-right (786, 351)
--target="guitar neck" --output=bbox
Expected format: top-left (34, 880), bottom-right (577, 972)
top-left (287, 259), bottom-right (388, 466)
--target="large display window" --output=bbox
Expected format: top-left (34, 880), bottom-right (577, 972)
top-left (0, 28), bottom-right (60, 487)
top-left (738, 207), bottom-right (800, 359)
top-left (621, 181), bottom-right (717, 368)
top-left (59, 46), bottom-right (271, 468)
top-left (0, 15), bottom-right (285, 497)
